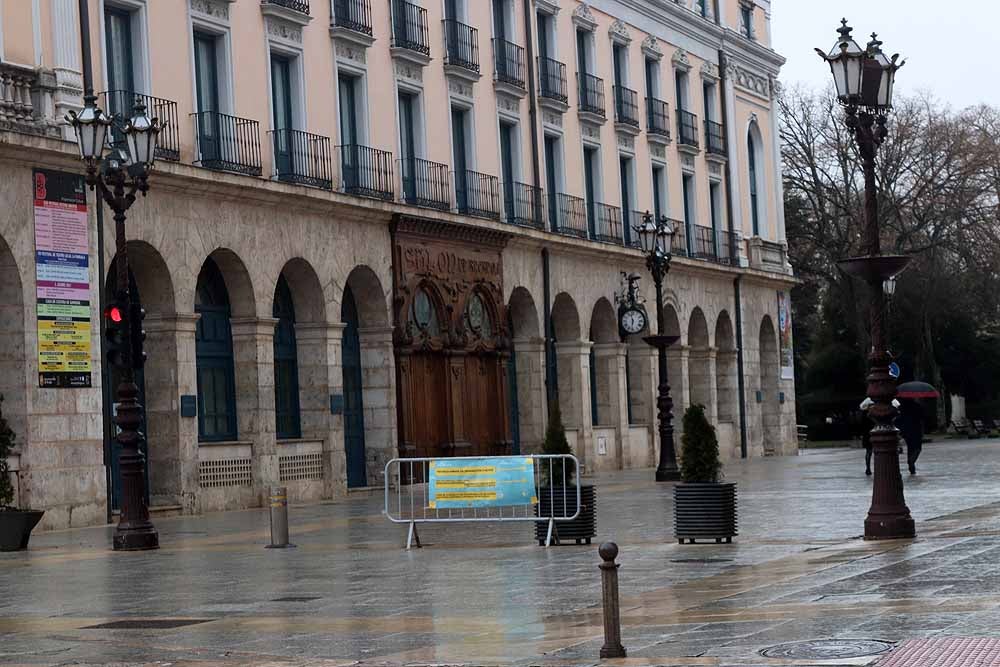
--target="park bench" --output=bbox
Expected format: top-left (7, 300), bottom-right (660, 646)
top-left (972, 419), bottom-right (993, 437)
top-left (950, 418), bottom-right (972, 437)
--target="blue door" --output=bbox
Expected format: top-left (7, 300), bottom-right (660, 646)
top-left (342, 286), bottom-right (367, 488)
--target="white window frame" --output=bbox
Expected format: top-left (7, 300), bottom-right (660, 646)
top-left (535, 7), bottom-right (559, 60)
top-left (645, 57), bottom-right (660, 100)
top-left (543, 131), bottom-right (566, 198)
top-left (187, 4), bottom-right (235, 116)
top-left (497, 117), bottom-right (523, 185)
top-left (580, 142), bottom-right (603, 203)
top-left (651, 163), bottom-right (669, 219)
top-left (335, 67), bottom-right (370, 146)
top-left (490, 0), bottom-right (516, 41)
top-left (99, 0), bottom-right (151, 95)
top-left (266, 46), bottom-right (306, 133)
top-left (394, 81), bottom-right (427, 161)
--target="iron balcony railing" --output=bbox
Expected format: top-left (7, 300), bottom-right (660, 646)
top-left (101, 90), bottom-right (180, 161)
top-left (538, 57), bottom-right (568, 103)
top-left (577, 72), bottom-right (605, 117)
top-left (613, 85), bottom-right (639, 128)
top-left (553, 193), bottom-right (587, 238)
top-left (705, 119), bottom-right (726, 155)
top-left (646, 97), bottom-right (671, 139)
top-left (399, 156), bottom-right (450, 210)
top-left (443, 19), bottom-right (479, 73)
top-left (332, 0), bottom-right (373, 36)
top-left (493, 39), bottom-right (526, 89)
top-left (504, 182), bottom-right (544, 229)
top-left (456, 169), bottom-right (501, 220)
top-left (269, 128), bottom-right (333, 189)
top-left (594, 203), bottom-right (623, 244)
top-left (677, 109), bottom-right (699, 148)
top-left (627, 210), bottom-right (646, 248)
top-left (391, 0), bottom-right (430, 56)
top-left (191, 111), bottom-right (262, 176)
top-left (692, 225), bottom-right (717, 260)
top-left (672, 221), bottom-right (688, 256)
top-left (717, 229), bottom-right (735, 265)
top-left (262, 0), bottom-right (310, 13)
top-left (338, 143), bottom-right (394, 201)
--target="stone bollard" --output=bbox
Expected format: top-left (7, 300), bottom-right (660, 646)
top-left (599, 542), bottom-right (627, 659)
top-left (266, 486), bottom-right (293, 549)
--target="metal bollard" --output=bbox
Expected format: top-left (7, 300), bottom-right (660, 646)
top-left (598, 542), bottom-right (626, 659)
top-left (265, 486), bottom-right (294, 549)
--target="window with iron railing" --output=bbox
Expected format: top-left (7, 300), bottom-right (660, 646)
top-left (554, 193), bottom-right (587, 238)
top-left (578, 72), bottom-right (605, 116)
top-left (391, 0), bottom-right (430, 55)
top-left (332, 0), bottom-right (373, 36)
top-left (706, 120), bottom-right (726, 155)
top-left (101, 91), bottom-right (180, 161)
top-left (443, 19), bottom-right (479, 73)
top-left (262, 0), bottom-right (310, 13)
top-left (192, 111), bottom-right (263, 176)
top-left (614, 85), bottom-right (639, 127)
top-left (399, 156), bottom-right (451, 210)
top-left (338, 144), bottom-right (394, 200)
top-left (456, 169), bottom-right (501, 219)
top-left (505, 182), bottom-right (544, 229)
top-left (538, 57), bottom-right (568, 103)
top-left (677, 109), bottom-right (699, 148)
top-left (646, 97), bottom-right (670, 139)
top-left (493, 39), bottom-right (525, 89)
top-left (593, 203), bottom-right (623, 244)
top-left (270, 129), bottom-right (333, 189)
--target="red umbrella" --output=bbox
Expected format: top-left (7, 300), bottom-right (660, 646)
top-left (896, 381), bottom-right (939, 399)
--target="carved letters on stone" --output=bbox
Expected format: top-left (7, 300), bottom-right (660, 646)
top-left (641, 35), bottom-right (663, 60)
top-left (191, 0), bottom-right (229, 20)
top-left (609, 19), bottom-right (631, 46)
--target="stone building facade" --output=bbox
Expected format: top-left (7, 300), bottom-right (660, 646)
top-left (0, 0), bottom-right (795, 530)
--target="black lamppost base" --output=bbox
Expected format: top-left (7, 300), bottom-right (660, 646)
top-left (655, 468), bottom-right (681, 482)
top-left (113, 525), bottom-right (159, 551)
top-left (864, 515), bottom-right (915, 540)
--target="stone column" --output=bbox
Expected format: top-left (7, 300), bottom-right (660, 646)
top-left (627, 344), bottom-right (657, 467)
top-left (555, 340), bottom-right (592, 470)
top-left (721, 55), bottom-right (747, 266)
top-left (230, 317), bottom-right (279, 504)
top-left (668, 346), bottom-right (690, 443)
top-left (359, 326), bottom-right (396, 487)
top-left (593, 342), bottom-right (628, 470)
top-left (513, 337), bottom-right (547, 454)
top-left (144, 313), bottom-right (200, 513)
top-left (50, 0), bottom-right (83, 139)
top-left (768, 77), bottom-right (787, 246)
top-left (295, 322), bottom-right (342, 496)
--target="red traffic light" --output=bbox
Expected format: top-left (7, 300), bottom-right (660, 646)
top-left (105, 305), bottom-right (124, 324)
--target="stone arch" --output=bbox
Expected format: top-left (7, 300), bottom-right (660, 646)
top-left (507, 286), bottom-right (545, 454)
top-left (687, 307), bottom-right (713, 418)
top-left (342, 264), bottom-right (394, 489)
top-left (508, 286), bottom-right (540, 340)
top-left (0, 232), bottom-right (26, 500)
top-left (345, 265), bottom-right (390, 328)
top-left (759, 315), bottom-right (780, 454)
top-left (552, 292), bottom-right (581, 341)
top-left (589, 298), bottom-right (618, 344)
top-left (276, 257), bottom-right (326, 325)
top-left (714, 311), bottom-right (738, 425)
top-left (207, 248), bottom-right (256, 320)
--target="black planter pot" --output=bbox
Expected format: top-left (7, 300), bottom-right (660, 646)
top-left (0, 509), bottom-right (44, 552)
top-left (535, 485), bottom-right (596, 545)
top-left (673, 482), bottom-right (737, 544)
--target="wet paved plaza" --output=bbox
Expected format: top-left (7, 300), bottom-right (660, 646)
top-left (5, 439), bottom-right (1000, 666)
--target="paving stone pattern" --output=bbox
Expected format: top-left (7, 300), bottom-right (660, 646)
top-left (4, 440), bottom-right (1000, 666)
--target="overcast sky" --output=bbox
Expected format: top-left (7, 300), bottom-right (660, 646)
top-left (771, 1), bottom-right (1000, 110)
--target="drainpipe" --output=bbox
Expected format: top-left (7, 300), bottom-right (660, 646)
top-left (719, 48), bottom-right (748, 458)
top-left (543, 248), bottom-right (556, 410)
top-left (523, 0), bottom-right (542, 194)
top-left (78, 0), bottom-right (114, 521)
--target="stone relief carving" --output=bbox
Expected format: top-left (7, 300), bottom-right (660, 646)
top-left (191, 0), bottom-right (229, 20)
top-left (395, 61), bottom-right (423, 83)
top-left (672, 49), bottom-right (691, 71)
top-left (572, 3), bottom-right (597, 30)
top-left (543, 111), bottom-right (563, 128)
top-left (650, 144), bottom-right (666, 160)
top-left (641, 36), bottom-right (663, 60)
top-left (731, 61), bottom-right (771, 98)
top-left (609, 20), bottom-right (631, 45)
top-left (336, 42), bottom-right (367, 65)
top-left (681, 154), bottom-right (695, 171)
top-left (709, 162), bottom-right (722, 176)
top-left (700, 61), bottom-right (719, 81)
top-left (582, 124), bottom-right (599, 141)
top-left (617, 133), bottom-right (635, 152)
top-left (266, 17), bottom-right (302, 44)
top-left (448, 79), bottom-right (473, 99)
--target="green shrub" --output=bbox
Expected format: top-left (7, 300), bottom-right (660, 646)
top-left (541, 400), bottom-right (574, 486)
top-left (0, 395), bottom-right (15, 508)
top-left (680, 404), bottom-right (722, 484)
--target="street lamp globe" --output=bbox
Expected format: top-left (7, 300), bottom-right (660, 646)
top-left (863, 34), bottom-right (903, 111)
top-left (815, 19), bottom-right (865, 105)
top-left (656, 215), bottom-right (675, 256)
top-left (124, 100), bottom-right (161, 170)
top-left (635, 211), bottom-right (658, 255)
top-left (883, 276), bottom-right (897, 297)
top-left (67, 100), bottom-right (112, 165)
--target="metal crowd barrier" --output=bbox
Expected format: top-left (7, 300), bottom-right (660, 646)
top-left (383, 454), bottom-right (581, 549)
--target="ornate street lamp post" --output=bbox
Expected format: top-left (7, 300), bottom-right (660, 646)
top-left (68, 94), bottom-right (161, 550)
top-left (635, 212), bottom-right (681, 482)
top-left (817, 20), bottom-right (913, 539)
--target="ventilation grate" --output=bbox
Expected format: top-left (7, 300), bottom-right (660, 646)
top-left (199, 459), bottom-right (253, 488)
top-left (279, 453), bottom-right (324, 482)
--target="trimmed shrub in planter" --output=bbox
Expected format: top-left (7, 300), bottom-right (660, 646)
top-left (534, 401), bottom-right (596, 545)
top-left (674, 404), bottom-right (737, 544)
top-left (0, 394), bottom-right (44, 551)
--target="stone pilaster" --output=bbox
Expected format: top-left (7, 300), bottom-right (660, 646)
top-left (512, 337), bottom-right (547, 454)
top-left (627, 344), bottom-right (658, 467)
top-left (295, 322), bottom-right (343, 496)
top-left (668, 346), bottom-right (690, 443)
top-left (230, 317), bottom-right (279, 503)
top-left (593, 342), bottom-right (628, 470)
top-left (358, 326), bottom-right (395, 486)
top-left (555, 340), bottom-right (592, 470)
top-left (50, 0), bottom-right (83, 140)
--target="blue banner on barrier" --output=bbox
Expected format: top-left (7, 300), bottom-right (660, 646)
top-left (428, 457), bottom-right (537, 509)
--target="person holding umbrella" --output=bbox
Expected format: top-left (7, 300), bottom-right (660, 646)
top-left (895, 381), bottom-right (940, 475)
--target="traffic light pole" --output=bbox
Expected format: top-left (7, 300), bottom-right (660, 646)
top-left (93, 164), bottom-right (158, 551)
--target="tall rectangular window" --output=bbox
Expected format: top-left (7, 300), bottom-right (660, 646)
top-left (682, 174), bottom-right (694, 256)
top-left (492, 0), bottom-right (508, 41)
top-left (544, 134), bottom-right (560, 229)
top-left (709, 181), bottom-right (720, 256)
top-left (612, 44), bottom-right (626, 88)
top-left (583, 146), bottom-right (598, 236)
top-left (104, 7), bottom-right (135, 96)
top-left (271, 54), bottom-right (294, 176)
top-left (652, 165), bottom-right (665, 223)
top-left (193, 32), bottom-right (221, 161)
top-left (619, 156), bottom-right (632, 244)
top-left (452, 106), bottom-right (470, 210)
top-left (398, 91), bottom-right (418, 200)
top-left (576, 30), bottom-right (589, 75)
top-left (645, 58), bottom-right (658, 98)
top-left (741, 5), bottom-right (754, 39)
top-left (536, 12), bottom-right (551, 58)
top-left (500, 121), bottom-right (517, 218)
top-left (338, 74), bottom-right (359, 146)
top-left (703, 82), bottom-right (712, 122)
top-left (675, 70), bottom-right (687, 111)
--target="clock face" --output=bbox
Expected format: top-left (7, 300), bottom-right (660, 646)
top-left (621, 308), bottom-right (647, 335)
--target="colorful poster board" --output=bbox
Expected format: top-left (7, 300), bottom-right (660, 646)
top-left (33, 169), bottom-right (92, 388)
top-left (777, 291), bottom-right (793, 380)
top-left (428, 457), bottom-right (538, 509)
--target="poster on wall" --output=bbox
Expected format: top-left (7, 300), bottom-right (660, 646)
top-left (33, 169), bottom-right (92, 388)
top-left (777, 291), bottom-right (794, 380)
